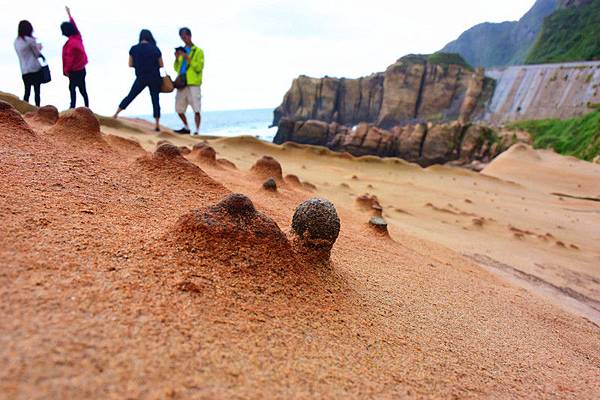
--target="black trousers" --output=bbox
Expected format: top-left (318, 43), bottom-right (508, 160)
top-left (68, 69), bottom-right (89, 108)
top-left (118, 75), bottom-right (161, 118)
top-left (22, 71), bottom-right (42, 107)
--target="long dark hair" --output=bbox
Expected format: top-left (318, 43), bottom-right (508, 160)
top-left (61, 21), bottom-right (78, 37)
top-left (18, 20), bottom-right (34, 38)
top-left (139, 29), bottom-right (156, 45)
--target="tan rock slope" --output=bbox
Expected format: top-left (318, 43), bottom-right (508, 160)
top-left (1, 100), bottom-right (600, 398)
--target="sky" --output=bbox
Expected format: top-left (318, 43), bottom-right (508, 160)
top-left (0, 0), bottom-right (535, 116)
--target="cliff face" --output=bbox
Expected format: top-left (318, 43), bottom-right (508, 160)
top-left (441, 0), bottom-right (558, 68)
top-left (274, 118), bottom-right (530, 168)
top-left (273, 54), bottom-right (493, 130)
top-left (484, 61), bottom-right (600, 124)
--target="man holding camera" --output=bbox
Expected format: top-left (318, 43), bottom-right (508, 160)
top-left (173, 27), bottom-right (204, 136)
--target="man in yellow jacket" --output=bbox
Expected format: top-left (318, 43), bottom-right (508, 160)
top-left (174, 27), bottom-right (204, 136)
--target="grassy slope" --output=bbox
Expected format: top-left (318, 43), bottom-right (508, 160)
top-left (526, 0), bottom-right (600, 64)
top-left (511, 110), bottom-right (600, 161)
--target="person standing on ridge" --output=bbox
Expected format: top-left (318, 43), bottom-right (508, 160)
top-left (14, 20), bottom-right (44, 107)
top-left (61, 6), bottom-right (89, 108)
top-left (173, 27), bottom-right (204, 136)
top-left (113, 29), bottom-right (164, 132)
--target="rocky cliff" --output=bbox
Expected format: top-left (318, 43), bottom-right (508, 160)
top-left (273, 54), bottom-right (494, 130)
top-left (484, 61), bottom-right (600, 124)
top-left (274, 118), bottom-right (530, 168)
top-left (441, 0), bottom-right (558, 68)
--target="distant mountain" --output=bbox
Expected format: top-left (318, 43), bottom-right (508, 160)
top-left (441, 0), bottom-right (558, 68)
top-left (526, 0), bottom-right (600, 64)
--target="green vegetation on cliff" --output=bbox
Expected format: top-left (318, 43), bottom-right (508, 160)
top-left (511, 109), bottom-right (600, 161)
top-left (427, 53), bottom-right (473, 70)
top-left (526, 0), bottom-right (600, 64)
top-left (398, 53), bottom-right (473, 70)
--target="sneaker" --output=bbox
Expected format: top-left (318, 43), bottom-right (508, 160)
top-left (174, 127), bottom-right (190, 134)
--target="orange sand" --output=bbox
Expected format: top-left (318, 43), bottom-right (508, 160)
top-left (1, 103), bottom-right (600, 398)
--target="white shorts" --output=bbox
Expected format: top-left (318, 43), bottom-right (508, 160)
top-left (175, 86), bottom-right (202, 114)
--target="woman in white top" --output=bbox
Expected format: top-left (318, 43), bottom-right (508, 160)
top-left (14, 20), bottom-right (43, 106)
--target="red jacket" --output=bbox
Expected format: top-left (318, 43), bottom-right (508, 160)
top-left (62, 17), bottom-right (88, 76)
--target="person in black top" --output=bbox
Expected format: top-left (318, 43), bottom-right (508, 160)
top-left (113, 29), bottom-right (164, 131)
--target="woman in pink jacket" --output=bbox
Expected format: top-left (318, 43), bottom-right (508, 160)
top-left (61, 6), bottom-right (89, 108)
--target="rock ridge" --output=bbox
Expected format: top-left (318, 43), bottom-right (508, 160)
top-left (274, 118), bottom-right (531, 168)
top-left (273, 54), bottom-right (494, 130)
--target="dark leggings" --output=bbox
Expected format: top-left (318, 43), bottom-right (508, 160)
top-left (69, 69), bottom-right (89, 108)
top-left (118, 76), bottom-right (161, 118)
top-left (22, 72), bottom-right (41, 107)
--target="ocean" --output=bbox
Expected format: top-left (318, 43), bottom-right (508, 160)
top-left (138, 108), bottom-right (277, 142)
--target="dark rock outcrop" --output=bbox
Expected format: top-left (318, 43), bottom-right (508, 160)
top-left (273, 54), bottom-right (493, 130)
top-left (262, 178), bottom-right (277, 192)
top-left (291, 198), bottom-right (340, 252)
top-left (274, 118), bottom-right (528, 167)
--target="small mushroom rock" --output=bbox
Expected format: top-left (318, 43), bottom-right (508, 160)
top-left (262, 178), bottom-right (277, 192)
top-left (53, 107), bottom-right (100, 134)
top-left (25, 105), bottom-right (59, 125)
top-left (155, 143), bottom-right (182, 159)
top-left (251, 155), bottom-right (283, 181)
top-left (191, 142), bottom-right (217, 163)
top-left (172, 193), bottom-right (292, 266)
top-left (369, 216), bottom-right (388, 233)
top-left (291, 198), bottom-right (340, 253)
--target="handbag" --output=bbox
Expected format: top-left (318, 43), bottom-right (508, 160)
top-left (160, 74), bottom-right (174, 93)
top-left (173, 73), bottom-right (187, 89)
top-left (38, 55), bottom-right (51, 84)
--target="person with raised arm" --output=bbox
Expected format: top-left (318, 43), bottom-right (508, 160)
top-left (14, 20), bottom-right (44, 106)
top-left (113, 30), bottom-right (164, 132)
top-left (61, 6), bottom-right (89, 108)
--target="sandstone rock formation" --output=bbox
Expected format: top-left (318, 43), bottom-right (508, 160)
top-left (251, 156), bottom-right (284, 181)
top-left (274, 118), bottom-right (530, 167)
top-left (24, 105), bottom-right (59, 125)
top-left (173, 194), bottom-right (292, 265)
top-left (0, 101), bottom-right (34, 135)
top-left (273, 54), bottom-right (494, 130)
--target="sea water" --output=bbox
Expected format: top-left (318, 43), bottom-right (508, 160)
top-left (138, 108), bottom-right (277, 142)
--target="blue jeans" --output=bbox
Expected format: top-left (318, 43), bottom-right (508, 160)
top-left (119, 75), bottom-right (161, 118)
